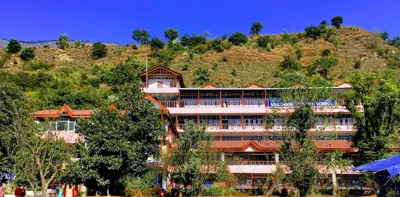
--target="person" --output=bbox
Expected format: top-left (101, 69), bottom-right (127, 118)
top-left (57, 184), bottom-right (63, 197)
top-left (72, 185), bottom-right (78, 197)
top-left (14, 185), bottom-right (22, 197)
top-left (62, 184), bottom-right (66, 197)
top-left (66, 185), bottom-right (73, 197)
top-left (20, 185), bottom-right (25, 197)
top-left (0, 183), bottom-right (6, 197)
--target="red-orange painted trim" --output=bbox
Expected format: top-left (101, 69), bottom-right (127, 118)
top-left (245, 83), bottom-right (262, 88)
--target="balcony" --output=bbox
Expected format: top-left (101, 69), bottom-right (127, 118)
top-left (229, 160), bottom-right (275, 165)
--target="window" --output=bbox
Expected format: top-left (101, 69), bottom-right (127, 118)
top-left (157, 81), bottom-right (163, 88)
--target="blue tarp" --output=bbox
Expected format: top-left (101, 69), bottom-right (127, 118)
top-left (353, 154), bottom-right (400, 177)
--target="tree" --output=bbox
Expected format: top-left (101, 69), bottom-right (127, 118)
top-left (305, 26), bottom-right (322, 40)
top-left (57, 34), bottom-right (69, 49)
top-left (132, 30), bottom-right (150, 45)
top-left (387, 36), bottom-right (400, 47)
top-left (92, 42), bottom-right (108, 59)
top-left (193, 66), bottom-right (209, 85)
top-left (250, 22), bottom-right (263, 36)
top-left (323, 151), bottom-right (352, 195)
top-left (307, 57), bottom-right (338, 79)
top-left (149, 37), bottom-right (165, 50)
top-left (166, 121), bottom-right (227, 197)
top-left (20, 47), bottom-right (35, 61)
top-left (378, 31), bottom-right (389, 41)
top-left (279, 55), bottom-right (301, 71)
top-left (75, 81), bottom-right (165, 195)
top-left (15, 122), bottom-right (73, 197)
top-left (228, 32), bottom-right (248, 46)
top-left (257, 36), bottom-right (273, 48)
top-left (7, 39), bottom-right (22, 54)
top-left (164, 28), bottom-right (179, 43)
top-left (331, 16), bottom-right (343, 29)
top-left (181, 34), bottom-right (207, 47)
top-left (344, 72), bottom-right (400, 164)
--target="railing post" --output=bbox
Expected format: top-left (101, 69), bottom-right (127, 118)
top-left (264, 89), bottom-right (267, 107)
top-left (241, 91), bottom-right (244, 106)
top-left (334, 113), bottom-right (337, 130)
top-left (220, 91), bottom-right (223, 107)
top-left (177, 92), bottom-right (180, 108)
top-left (241, 114), bottom-right (244, 129)
top-left (175, 115), bottom-right (178, 130)
top-left (197, 91), bottom-right (200, 106)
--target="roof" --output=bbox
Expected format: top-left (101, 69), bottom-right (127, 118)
top-left (245, 83), bottom-right (263, 88)
top-left (140, 66), bottom-right (185, 88)
top-left (336, 82), bottom-right (352, 88)
top-left (202, 84), bottom-right (218, 88)
top-left (171, 140), bottom-right (355, 152)
top-left (32, 104), bottom-right (92, 118)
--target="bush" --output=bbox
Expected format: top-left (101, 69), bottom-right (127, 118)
top-left (92, 42), bottom-right (108, 59)
top-left (221, 42), bottom-right (232, 50)
top-left (202, 187), bottom-right (223, 196)
top-left (208, 38), bottom-right (224, 52)
top-left (250, 22), bottom-right (263, 36)
top-left (151, 50), bottom-right (175, 67)
top-left (221, 56), bottom-right (228, 62)
top-left (212, 63), bottom-right (219, 71)
top-left (7, 39), bottom-right (22, 54)
top-left (279, 55), bottom-right (301, 71)
top-left (57, 34), bottom-right (69, 49)
top-left (43, 45), bottom-right (50, 49)
top-left (132, 44), bottom-right (138, 50)
top-left (149, 37), bottom-right (165, 50)
top-left (305, 26), bottom-right (321, 40)
top-left (20, 47), bottom-right (35, 61)
top-left (193, 66), bottom-right (210, 85)
top-left (192, 44), bottom-right (208, 54)
top-left (296, 49), bottom-right (303, 60)
top-left (28, 61), bottom-right (54, 71)
top-left (164, 28), bottom-right (179, 43)
top-left (221, 34), bottom-right (227, 40)
top-left (322, 49), bottom-right (331, 56)
top-left (74, 40), bottom-right (82, 48)
top-left (228, 32), bottom-right (248, 45)
top-left (308, 57), bottom-right (338, 78)
top-left (325, 26), bottom-right (339, 43)
top-left (354, 59), bottom-right (361, 69)
top-left (181, 62), bottom-right (190, 71)
top-left (331, 16), bottom-right (343, 29)
top-left (231, 69), bottom-right (237, 76)
top-left (377, 31), bottom-right (389, 41)
top-left (257, 36), bottom-right (273, 48)
top-left (181, 34), bottom-right (207, 47)
top-left (132, 29), bottom-right (150, 44)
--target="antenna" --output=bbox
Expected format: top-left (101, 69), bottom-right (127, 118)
top-left (145, 57), bottom-right (148, 88)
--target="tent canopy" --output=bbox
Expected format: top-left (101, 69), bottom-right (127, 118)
top-left (353, 154), bottom-right (400, 177)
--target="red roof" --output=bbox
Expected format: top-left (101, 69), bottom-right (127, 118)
top-left (201, 84), bottom-right (218, 88)
top-left (140, 66), bottom-right (185, 88)
top-left (32, 104), bottom-right (92, 118)
top-left (245, 83), bottom-right (263, 88)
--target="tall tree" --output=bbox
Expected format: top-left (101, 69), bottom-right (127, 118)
top-left (7, 39), bottom-right (22, 54)
top-left (250, 22), bottom-right (263, 36)
top-left (344, 72), bottom-right (400, 164)
top-left (132, 30), bottom-right (150, 45)
top-left (75, 81), bottom-right (165, 195)
top-left (331, 16), bottom-right (343, 29)
top-left (92, 42), bottom-right (108, 59)
top-left (57, 34), bottom-right (69, 49)
top-left (323, 151), bottom-right (352, 195)
top-left (164, 28), bottom-right (179, 43)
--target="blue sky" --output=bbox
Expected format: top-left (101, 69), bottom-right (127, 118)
top-left (1, 0), bottom-right (399, 44)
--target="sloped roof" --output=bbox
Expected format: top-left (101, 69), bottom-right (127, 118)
top-left (201, 84), bottom-right (218, 88)
top-left (32, 104), bottom-right (92, 118)
top-left (140, 66), bottom-right (185, 87)
top-left (336, 82), bottom-right (352, 88)
top-left (245, 83), bottom-right (263, 88)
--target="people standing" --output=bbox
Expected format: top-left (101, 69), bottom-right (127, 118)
top-left (0, 183), bottom-right (6, 197)
top-left (20, 185), bottom-right (25, 197)
top-left (57, 184), bottom-right (63, 197)
top-left (66, 185), bottom-right (73, 197)
top-left (14, 185), bottom-right (22, 197)
top-left (72, 185), bottom-right (77, 197)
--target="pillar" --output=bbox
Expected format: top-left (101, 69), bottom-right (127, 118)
top-left (275, 153), bottom-right (279, 164)
top-left (221, 152), bottom-right (225, 162)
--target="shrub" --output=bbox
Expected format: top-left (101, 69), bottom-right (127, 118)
top-left (43, 45), bottom-right (50, 49)
top-left (387, 55), bottom-right (400, 68)
top-left (14, 59), bottom-right (18, 64)
top-left (296, 49), bottom-right (303, 60)
top-left (322, 49), bottom-right (331, 56)
top-left (279, 55), bottom-right (301, 71)
top-left (181, 62), bottom-right (190, 71)
top-left (250, 22), bottom-right (263, 36)
top-left (132, 29), bottom-right (150, 44)
top-left (221, 34), bottom-right (227, 40)
top-left (212, 63), bottom-right (219, 71)
top-left (228, 32), bottom-right (248, 45)
top-left (257, 36), bottom-right (273, 48)
top-left (28, 61), bottom-right (54, 71)
top-left (387, 36), bottom-right (400, 47)
top-left (325, 26), bottom-right (339, 43)
top-left (202, 187), bottom-right (223, 196)
top-left (208, 38), bottom-right (224, 52)
top-left (305, 26), bottom-right (321, 40)
top-left (331, 16), bottom-right (343, 29)
top-left (193, 66), bottom-right (210, 85)
top-left (181, 34), bottom-right (207, 47)
top-left (231, 69), bottom-right (237, 76)
top-left (308, 57), bottom-right (338, 78)
top-left (57, 34), bottom-right (69, 49)
top-left (20, 47), bottom-right (35, 61)
top-left (377, 31), bottom-right (389, 41)
top-left (92, 42), bottom-right (108, 59)
top-left (192, 44), bottom-right (208, 54)
top-left (221, 56), bottom-right (228, 62)
top-left (149, 37), bottom-right (165, 50)
top-left (74, 40), bottom-right (82, 48)
top-left (132, 44), bottom-right (138, 50)
top-left (151, 50), bottom-right (175, 67)
top-left (354, 59), bottom-right (361, 69)
top-left (164, 28), bottom-right (179, 43)
top-left (221, 42), bottom-right (232, 50)
top-left (7, 39), bottom-right (22, 54)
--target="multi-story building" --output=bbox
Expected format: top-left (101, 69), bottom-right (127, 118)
top-left (33, 66), bottom-right (361, 189)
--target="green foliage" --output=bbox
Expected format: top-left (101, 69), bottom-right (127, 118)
top-left (307, 57), bottom-right (338, 79)
top-left (74, 81), bottom-right (165, 195)
top-left (151, 50), bottom-right (175, 67)
top-left (231, 68), bottom-right (237, 76)
top-left (193, 66), bottom-right (209, 85)
top-left (250, 22), bottom-right (263, 36)
top-left (331, 16), bottom-right (343, 29)
top-left (354, 59), bottom-right (361, 69)
top-left (57, 34), bottom-right (69, 49)
top-left (164, 28), bottom-right (179, 43)
top-left (387, 36), bottom-right (400, 47)
top-left (221, 42), bottom-right (232, 50)
top-left (124, 171), bottom-right (156, 190)
top-left (221, 55), bottom-right (228, 62)
top-left (221, 34), bottom-right (227, 40)
top-left (257, 36), bottom-right (273, 48)
top-left (344, 72), bottom-right (400, 165)
top-left (201, 187), bottom-right (223, 196)
top-left (387, 54), bottom-right (400, 68)
top-left (295, 49), bottom-right (303, 60)
top-left (212, 63), bottom-right (219, 71)
top-left (377, 31), bottom-right (389, 41)
top-left (74, 40), bottom-right (82, 48)
top-left (321, 49), bottom-right (331, 56)
top-left (149, 37), bottom-right (165, 50)
top-left (279, 55), bottom-right (301, 71)
top-left (7, 39), bottom-right (22, 54)
top-left (325, 26), bottom-right (339, 43)
top-left (207, 38), bottom-right (224, 53)
top-left (28, 61), bottom-right (54, 71)
top-left (92, 42), bottom-right (108, 59)
top-left (132, 44), bottom-right (138, 50)
top-left (43, 45), bottom-right (49, 49)
top-left (304, 26), bottom-right (322, 40)
top-left (228, 32), bottom-right (248, 45)
top-left (181, 34), bottom-right (207, 47)
top-left (192, 44), bottom-right (208, 54)
top-left (20, 47), bottom-right (35, 61)
top-left (132, 30), bottom-right (150, 45)
top-left (181, 62), bottom-right (190, 71)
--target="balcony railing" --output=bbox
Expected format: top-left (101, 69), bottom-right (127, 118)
top-left (142, 81), bottom-right (177, 88)
top-left (229, 160), bottom-right (275, 165)
top-left (244, 123), bottom-right (264, 130)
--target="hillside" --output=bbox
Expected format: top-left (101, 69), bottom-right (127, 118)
top-left (0, 26), bottom-right (399, 110)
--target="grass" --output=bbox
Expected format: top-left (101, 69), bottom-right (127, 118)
top-left (0, 26), bottom-right (398, 88)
